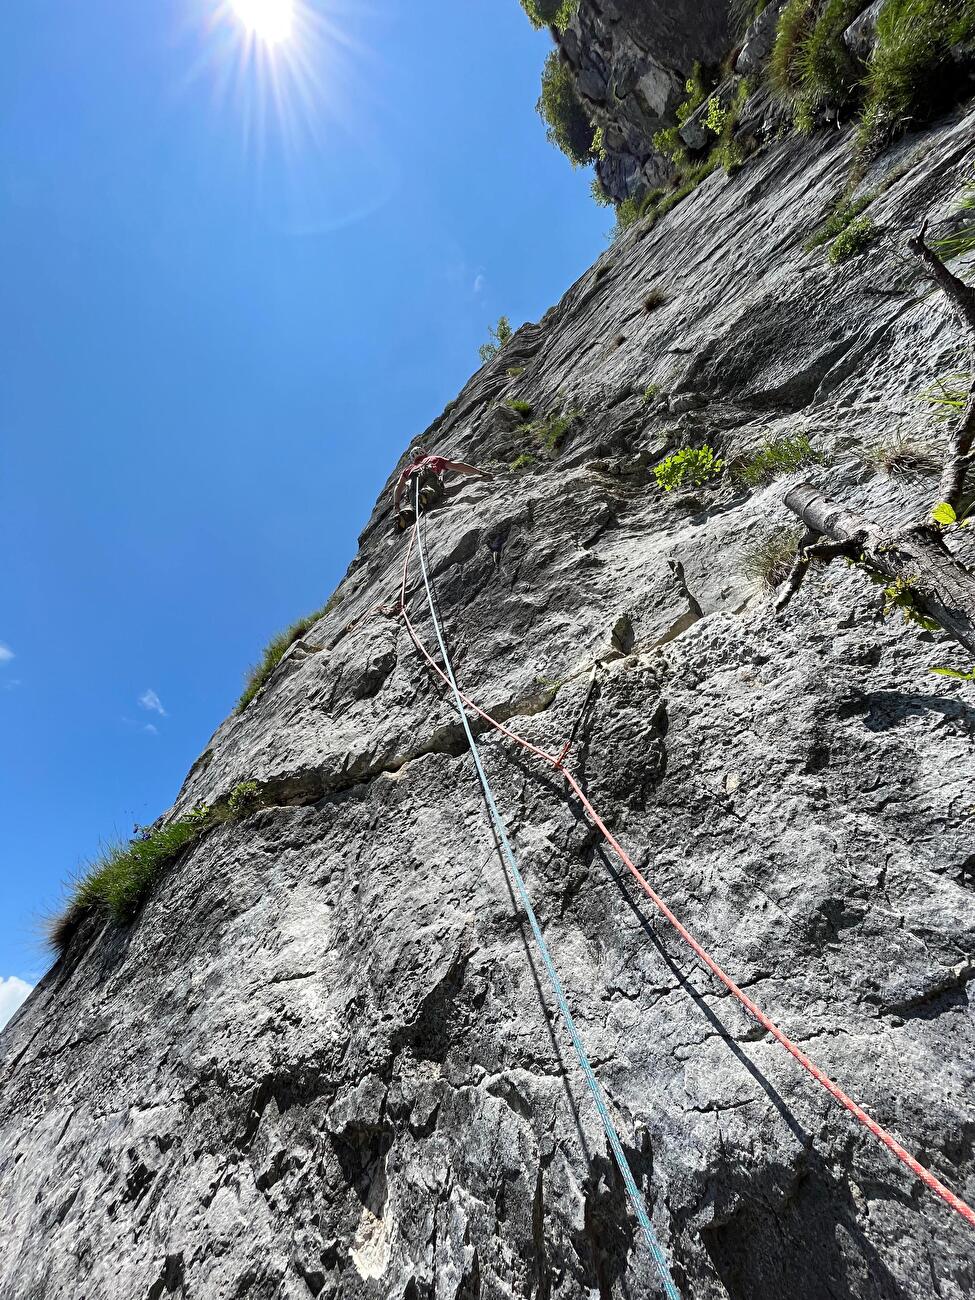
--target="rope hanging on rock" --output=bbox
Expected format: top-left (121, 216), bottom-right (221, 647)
top-left (397, 504), bottom-right (975, 1236)
top-left (408, 484), bottom-right (682, 1298)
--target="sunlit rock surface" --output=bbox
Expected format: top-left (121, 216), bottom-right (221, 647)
top-left (2, 16), bottom-right (975, 1300)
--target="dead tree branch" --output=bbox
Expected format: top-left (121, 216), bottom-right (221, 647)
top-left (775, 530), bottom-right (863, 613)
top-left (777, 228), bottom-right (975, 662)
top-left (782, 483), bottom-right (975, 656)
top-left (908, 222), bottom-right (975, 511)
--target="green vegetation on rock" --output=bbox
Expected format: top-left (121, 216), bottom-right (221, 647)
top-left (239, 599), bottom-right (338, 712)
top-left (734, 434), bottom-right (822, 486)
top-left (771, 0), bottom-right (975, 153)
top-left (743, 528), bottom-right (803, 590)
top-left (804, 194), bottom-right (875, 250)
top-left (519, 0), bottom-right (578, 31)
top-left (771, 0), bottom-right (864, 128)
top-left (933, 178), bottom-right (975, 259)
top-left (827, 215), bottom-right (879, 264)
top-left (654, 445), bottom-right (724, 491)
top-left (48, 781), bottom-right (268, 956)
top-left (505, 398), bottom-right (534, 418)
top-left (858, 0), bottom-right (975, 154)
top-left (479, 315), bottom-right (513, 363)
top-left (537, 50), bottom-right (596, 167)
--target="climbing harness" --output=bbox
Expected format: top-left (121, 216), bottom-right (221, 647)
top-left (398, 489), bottom-right (975, 1236)
top-left (407, 483), bottom-right (682, 1297)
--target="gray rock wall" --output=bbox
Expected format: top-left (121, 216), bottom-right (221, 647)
top-left (2, 54), bottom-right (975, 1300)
top-left (560, 0), bottom-right (733, 201)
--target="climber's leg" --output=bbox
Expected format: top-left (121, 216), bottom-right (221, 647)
top-left (418, 467), bottom-right (445, 511)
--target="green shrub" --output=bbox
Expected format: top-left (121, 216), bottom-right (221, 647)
top-left (615, 196), bottom-right (642, 232)
top-left (704, 96), bottom-right (729, 135)
top-left (238, 600), bottom-right (336, 712)
top-left (479, 315), bottom-right (513, 363)
top-left (227, 781), bottom-right (262, 818)
top-left (677, 64), bottom-right (709, 126)
top-left (511, 453), bottom-right (535, 472)
top-left (743, 528), bottom-right (803, 590)
top-left (643, 383), bottom-right (661, 402)
top-left (735, 434), bottom-right (822, 486)
top-left (519, 0), bottom-right (578, 30)
top-left (654, 445), bottom-right (724, 491)
top-left (804, 194), bottom-right (875, 250)
top-left (827, 215), bottom-right (879, 263)
top-left (537, 51), bottom-right (595, 166)
top-left (590, 176), bottom-right (613, 207)
top-left (856, 0), bottom-right (975, 155)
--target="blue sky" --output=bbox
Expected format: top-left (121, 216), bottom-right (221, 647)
top-left (0, 0), bottom-right (610, 1008)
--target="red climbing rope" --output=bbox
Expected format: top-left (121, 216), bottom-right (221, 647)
top-left (396, 523), bottom-right (975, 1232)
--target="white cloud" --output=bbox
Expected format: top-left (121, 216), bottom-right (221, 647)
top-left (473, 273), bottom-right (485, 295)
top-left (143, 723), bottom-right (158, 735)
top-left (0, 976), bottom-right (32, 1030)
top-left (139, 688), bottom-right (166, 716)
top-left (3, 678), bottom-right (21, 692)
top-left (0, 643), bottom-right (14, 664)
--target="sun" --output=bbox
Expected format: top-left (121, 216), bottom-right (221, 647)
top-left (230, 0), bottom-right (294, 44)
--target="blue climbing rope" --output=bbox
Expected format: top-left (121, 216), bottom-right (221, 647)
top-left (411, 483), bottom-right (681, 1298)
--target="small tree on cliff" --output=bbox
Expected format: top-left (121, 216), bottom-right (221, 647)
top-left (519, 0), bottom-right (579, 32)
top-left (537, 50), bottom-right (596, 167)
top-left (778, 226), bottom-right (975, 659)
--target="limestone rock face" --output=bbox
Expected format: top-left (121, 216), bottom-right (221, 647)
top-left (2, 21), bottom-right (975, 1300)
top-left (562, 0), bottom-right (733, 201)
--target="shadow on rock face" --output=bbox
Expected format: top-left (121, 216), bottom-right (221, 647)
top-left (839, 690), bottom-right (975, 734)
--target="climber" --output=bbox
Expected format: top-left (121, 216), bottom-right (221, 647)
top-left (393, 446), bottom-right (493, 530)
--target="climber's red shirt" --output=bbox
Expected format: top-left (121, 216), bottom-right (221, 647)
top-left (397, 454), bottom-right (449, 490)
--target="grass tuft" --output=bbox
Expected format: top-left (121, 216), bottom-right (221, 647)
top-left (743, 528), bottom-right (803, 590)
top-left (510, 453), bottom-right (535, 472)
top-left (534, 411), bottom-right (580, 453)
top-left (48, 781), bottom-right (269, 957)
top-left (505, 399), bottom-right (534, 418)
top-left (770, 0), bottom-right (819, 103)
top-left (933, 179), bottom-right (975, 259)
top-left (238, 598), bottom-right (339, 712)
top-left (734, 434), bottom-right (823, 486)
top-left (642, 288), bottom-right (667, 312)
top-left (856, 0), bottom-right (975, 156)
top-left (862, 433), bottom-right (939, 476)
